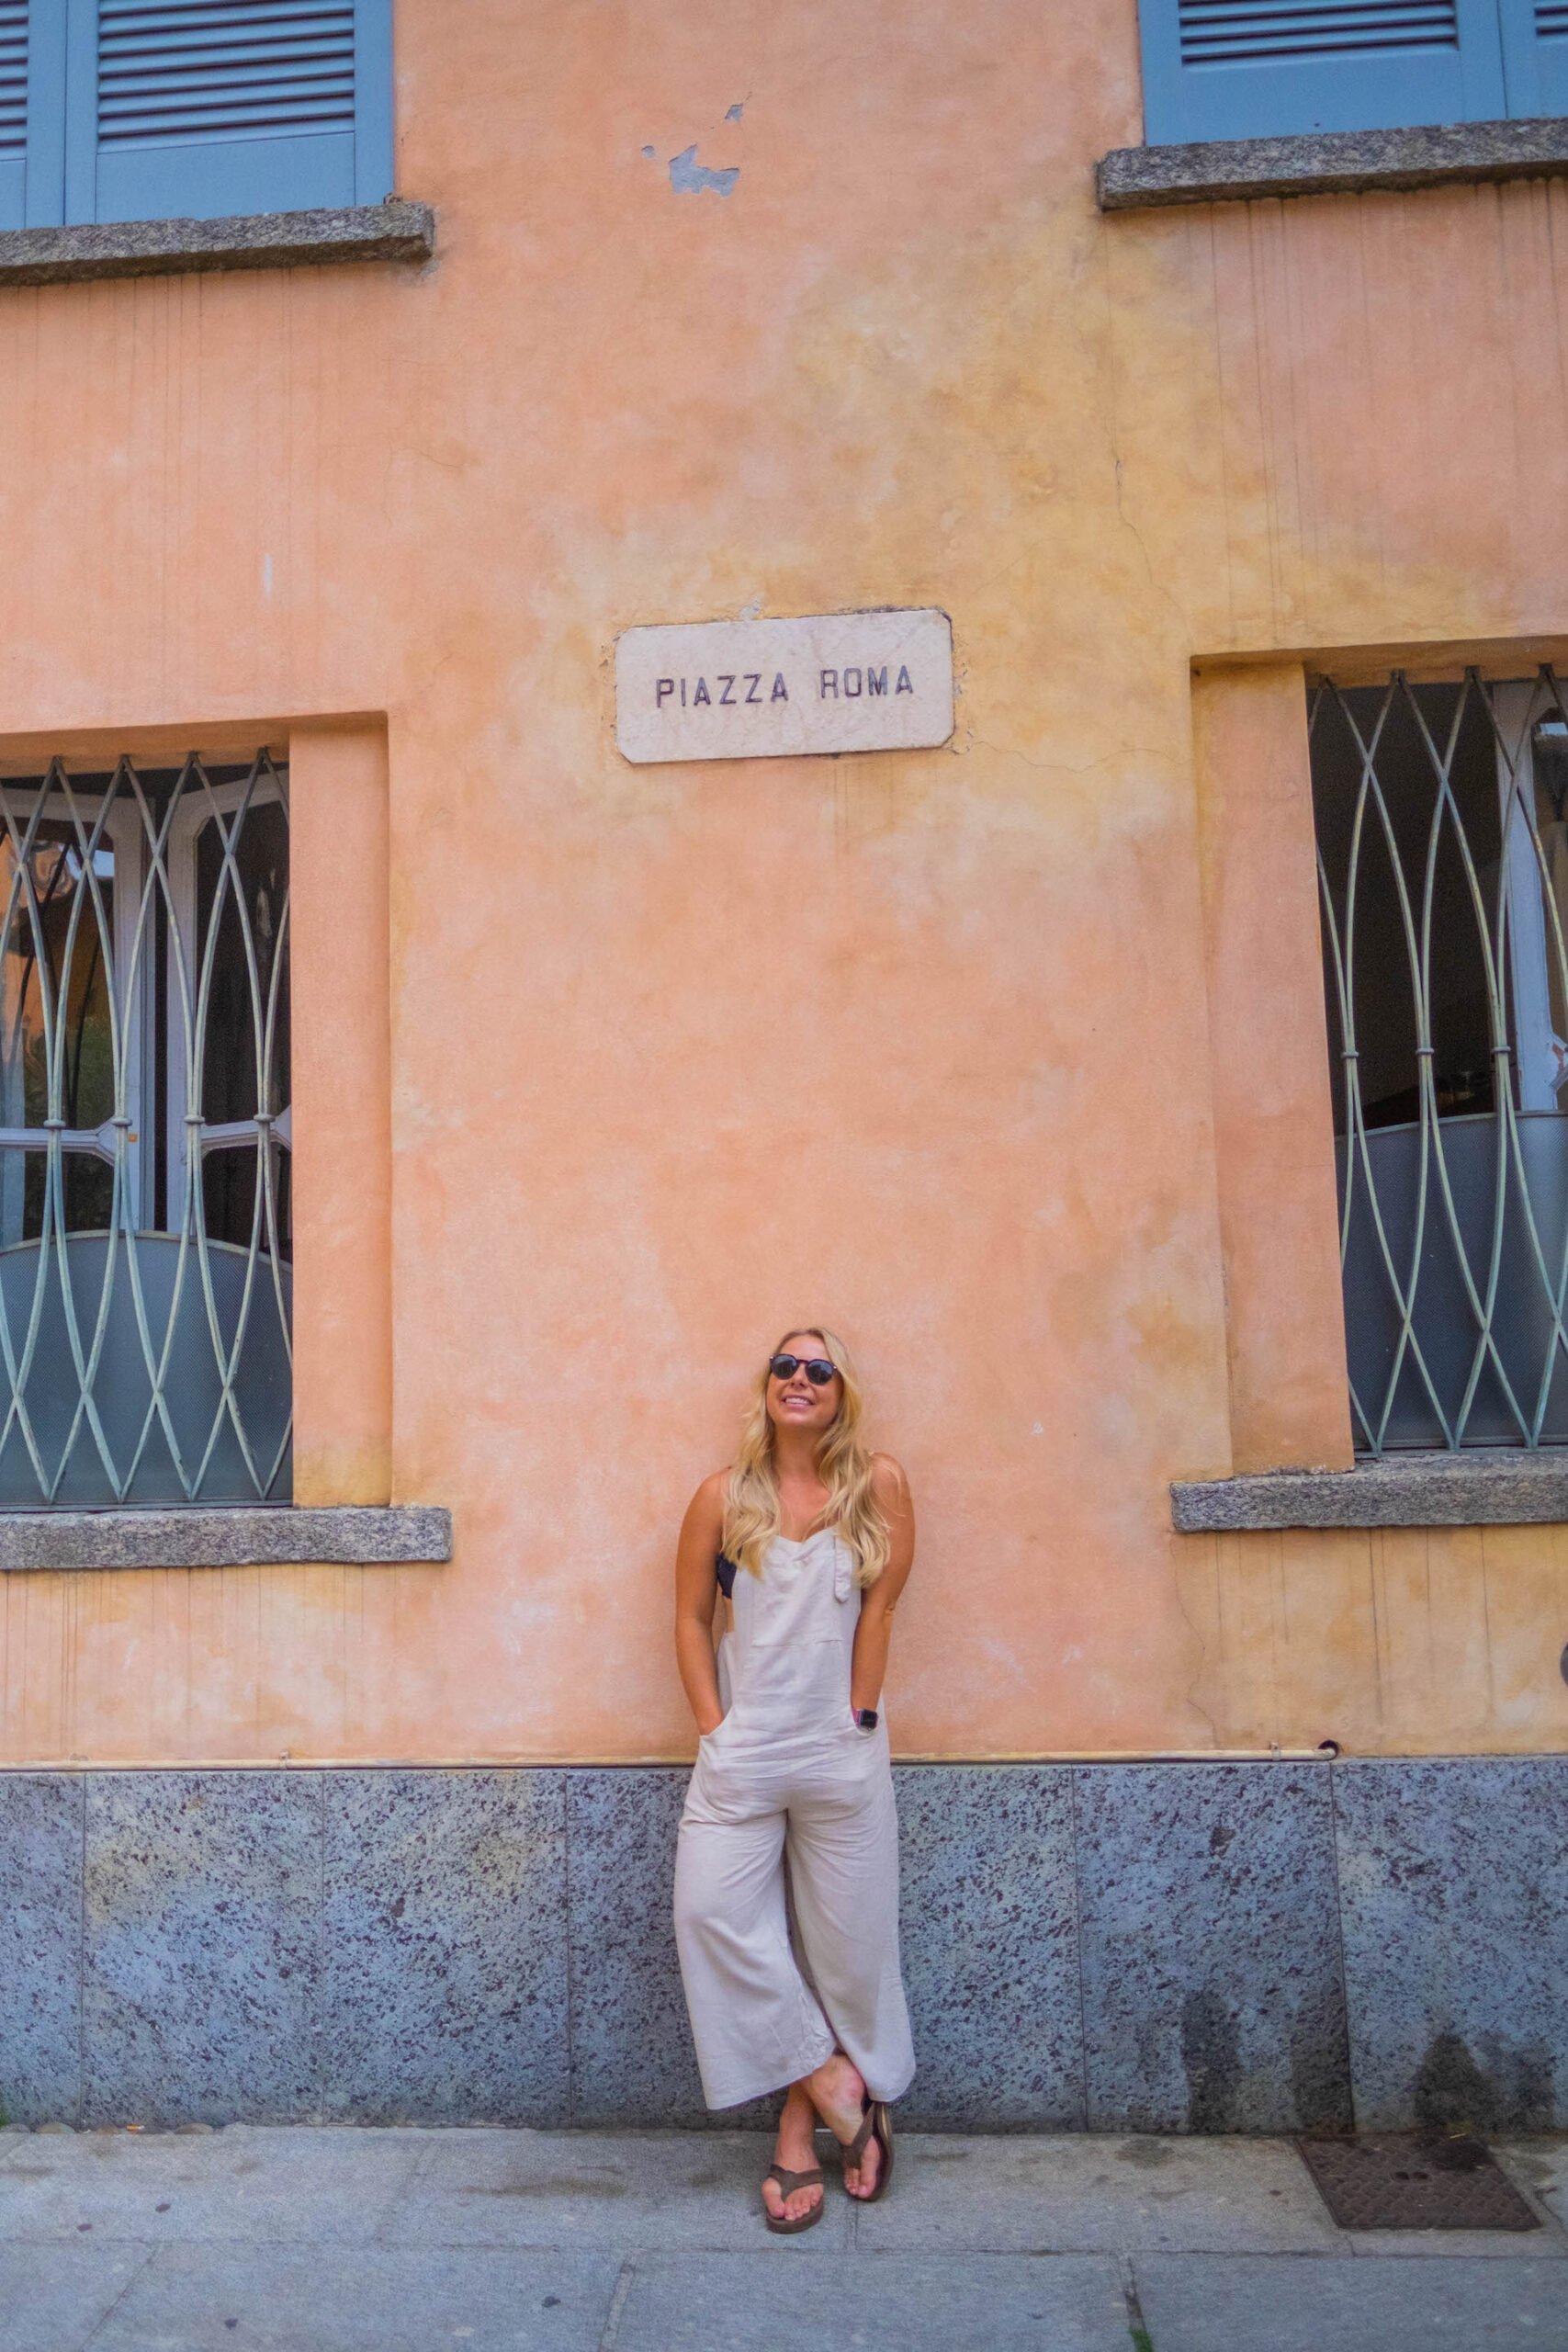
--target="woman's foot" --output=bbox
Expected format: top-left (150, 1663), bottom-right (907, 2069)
top-left (762, 2082), bottom-right (824, 2226)
top-left (804, 2052), bottom-right (883, 2198)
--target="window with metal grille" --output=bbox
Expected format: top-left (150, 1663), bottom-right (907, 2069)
top-left (0, 752), bottom-right (291, 1505)
top-left (0, 0), bottom-right (391, 232)
top-left (1310, 671), bottom-right (1568, 1453)
top-left (1137, 0), bottom-right (1568, 144)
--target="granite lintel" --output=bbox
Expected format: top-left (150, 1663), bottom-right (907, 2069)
top-left (1172, 1451), bottom-right (1568, 1532)
top-left (1098, 118), bottom-right (1568, 212)
top-left (0, 200), bottom-right (434, 288)
top-left (0, 1503), bottom-right (451, 1571)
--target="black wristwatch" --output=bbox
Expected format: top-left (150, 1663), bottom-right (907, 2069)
top-left (854, 1707), bottom-right (878, 1730)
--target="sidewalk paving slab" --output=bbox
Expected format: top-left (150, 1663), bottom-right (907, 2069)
top-left (87, 2243), bottom-right (622, 2352)
top-left (0, 2242), bottom-right (152, 2352)
top-left (615, 2250), bottom-right (1132, 2352)
top-left (1500, 2137), bottom-right (1568, 2228)
top-left (853, 2130), bottom-right (1340, 2251)
top-left (1132, 2251), bottom-right (1568, 2350)
top-left (387, 2127), bottom-right (856, 2249)
top-left (0, 2124), bottom-right (429, 2244)
top-left (3, 2124), bottom-right (1566, 2351)
top-left (1344, 2223), bottom-right (1565, 2256)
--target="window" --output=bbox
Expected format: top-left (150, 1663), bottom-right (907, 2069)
top-left (0, 753), bottom-right (291, 1505)
top-left (1310, 670), bottom-right (1568, 1453)
top-left (1139, 2), bottom-right (1568, 146)
top-left (0, 1), bottom-right (391, 232)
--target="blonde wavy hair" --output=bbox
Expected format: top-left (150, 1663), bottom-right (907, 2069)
top-left (722, 1325), bottom-right (890, 1588)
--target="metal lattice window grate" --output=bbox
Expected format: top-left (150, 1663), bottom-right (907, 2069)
top-left (1312, 669), bottom-right (1568, 1453)
top-left (0, 752), bottom-right (289, 1506)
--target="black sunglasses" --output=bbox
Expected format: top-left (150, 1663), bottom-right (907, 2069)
top-left (768, 1353), bottom-right (838, 1386)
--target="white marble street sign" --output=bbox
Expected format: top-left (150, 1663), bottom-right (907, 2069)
top-left (615, 608), bottom-right (953, 764)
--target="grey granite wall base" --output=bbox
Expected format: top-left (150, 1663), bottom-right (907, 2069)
top-left (1334, 1758), bottom-right (1568, 2135)
top-left (897, 1767), bottom-right (1083, 2129)
top-left (83, 1771), bottom-right (321, 2127)
top-left (0, 1775), bottom-right (82, 2126)
top-left (1075, 1766), bottom-right (1351, 2134)
top-left (2, 1758), bottom-right (1563, 2133)
top-left (321, 1771), bottom-right (569, 2126)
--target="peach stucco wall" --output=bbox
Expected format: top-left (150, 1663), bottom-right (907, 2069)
top-left (3, 0), bottom-right (1568, 1762)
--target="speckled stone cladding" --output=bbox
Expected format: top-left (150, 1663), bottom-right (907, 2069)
top-left (1098, 119), bottom-right (1568, 212)
top-left (0, 201), bottom-right (434, 287)
top-left (1, 1758), bottom-right (1562, 2133)
top-left (0, 1506), bottom-right (452, 1572)
top-left (1170, 1451), bottom-right (1568, 1532)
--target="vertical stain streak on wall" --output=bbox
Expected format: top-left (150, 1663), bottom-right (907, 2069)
top-left (1173, 1521), bottom-right (1568, 1754)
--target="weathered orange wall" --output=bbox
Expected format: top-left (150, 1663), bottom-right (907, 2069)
top-left (3, 0), bottom-right (1568, 1763)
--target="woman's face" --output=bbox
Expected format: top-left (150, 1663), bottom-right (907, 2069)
top-left (765, 1333), bottom-right (842, 1441)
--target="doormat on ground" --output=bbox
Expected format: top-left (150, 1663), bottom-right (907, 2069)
top-left (1297, 2134), bottom-right (1540, 2231)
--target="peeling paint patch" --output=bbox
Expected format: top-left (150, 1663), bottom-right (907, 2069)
top-left (725, 103), bottom-right (744, 121)
top-left (640, 145), bottom-right (656, 160)
top-left (669, 144), bottom-right (739, 198)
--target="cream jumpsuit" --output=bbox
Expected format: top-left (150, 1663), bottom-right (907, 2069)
top-left (673, 1528), bottom-right (916, 2112)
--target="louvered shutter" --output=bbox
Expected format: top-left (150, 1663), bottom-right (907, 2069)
top-left (1138, 1), bottom-right (1508, 143)
top-left (61, 0), bottom-right (391, 226)
top-left (1497, 0), bottom-right (1568, 113)
top-left (0, 5), bottom-right (66, 229)
top-left (0, 3), bottom-right (28, 224)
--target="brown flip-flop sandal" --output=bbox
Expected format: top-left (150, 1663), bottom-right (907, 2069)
top-left (841, 2099), bottom-right (895, 2203)
top-left (762, 2162), bottom-right (826, 2234)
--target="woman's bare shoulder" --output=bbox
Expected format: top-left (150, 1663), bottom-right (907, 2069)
top-left (870, 1453), bottom-right (911, 1504)
top-left (686, 1467), bottom-right (732, 1516)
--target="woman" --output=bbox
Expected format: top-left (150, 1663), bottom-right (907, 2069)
top-left (673, 1327), bottom-right (917, 2233)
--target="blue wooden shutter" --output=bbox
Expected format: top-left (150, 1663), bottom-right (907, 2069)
top-left (1138, 2), bottom-right (1508, 143)
top-left (0, 4), bottom-right (28, 224)
top-left (1498, 1), bottom-right (1568, 113)
top-left (0, 5), bottom-right (67, 229)
top-left (62, 0), bottom-right (391, 226)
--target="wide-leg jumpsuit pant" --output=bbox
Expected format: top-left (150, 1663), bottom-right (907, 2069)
top-left (673, 1529), bottom-right (916, 2112)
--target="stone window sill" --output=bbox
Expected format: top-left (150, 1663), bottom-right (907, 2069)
top-left (1172, 1451), bottom-right (1568, 1532)
top-left (0, 1504), bottom-right (451, 1572)
top-left (1098, 119), bottom-right (1568, 213)
top-left (0, 200), bottom-right (434, 289)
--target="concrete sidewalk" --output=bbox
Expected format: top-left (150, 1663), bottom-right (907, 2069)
top-left (2, 2124), bottom-right (1565, 2352)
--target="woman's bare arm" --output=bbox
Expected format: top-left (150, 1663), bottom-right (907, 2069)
top-left (674, 1471), bottom-right (729, 1736)
top-left (850, 1455), bottom-right (916, 1718)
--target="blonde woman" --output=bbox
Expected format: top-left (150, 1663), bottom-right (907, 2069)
top-left (672, 1328), bottom-right (917, 2233)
